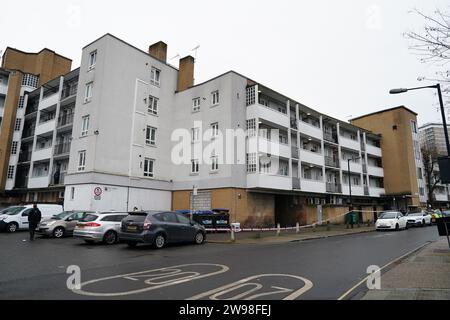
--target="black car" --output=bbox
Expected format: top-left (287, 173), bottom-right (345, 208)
top-left (119, 211), bottom-right (206, 248)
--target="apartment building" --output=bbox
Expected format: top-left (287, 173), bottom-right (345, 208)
top-left (0, 47), bottom-right (72, 205)
top-left (419, 123), bottom-right (450, 207)
top-left (55, 33), bottom-right (387, 226)
top-left (351, 106), bottom-right (427, 211)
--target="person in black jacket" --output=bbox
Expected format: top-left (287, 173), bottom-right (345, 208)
top-left (28, 204), bottom-right (42, 241)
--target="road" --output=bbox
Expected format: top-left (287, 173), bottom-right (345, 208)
top-left (0, 226), bottom-right (440, 300)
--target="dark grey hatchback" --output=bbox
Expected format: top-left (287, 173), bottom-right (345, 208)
top-left (119, 211), bottom-right (206, 248)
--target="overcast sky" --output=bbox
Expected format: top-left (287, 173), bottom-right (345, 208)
top-left (1, 0), bottom-right (448, 126)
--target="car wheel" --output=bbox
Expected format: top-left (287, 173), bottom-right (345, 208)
top-left (395, 224), bottom-right (399, 231)
top-left (126, 241), bottom-right (137, 248)
top-left (421, 220), bottom-right (425, 227)
top-left (6, 222), bottom-right (19, 233)
top-left (103, 230), bottom-right (117, 245)
top-left (194, 231), bottom-right (205, 245)
top-left (153, 233), bottom-right (166, 249)
top-left (405, 224), bottom-right (409, 230)
top-left (53, 227), bottom-right (65, 238)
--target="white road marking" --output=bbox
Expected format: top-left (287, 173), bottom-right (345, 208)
top-left (187, 274), bottom-right (313, 301)
top-left (72, 263), bottom-right (229, 297)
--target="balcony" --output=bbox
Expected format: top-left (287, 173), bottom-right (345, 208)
top-left (366, 144), bottom-right (382, 157)
top-left (340, 136), bottom-right (360, 151)
top-left (18, 150), bottom-right (32, 163)
top-left (342, 184), bottom-right (364, 196)
top-left (367, 165), bottom-right (384, 177)
top-left (35, 119), bottom-right (56, 135)
top-left (323, 131), bottom-right (338, 144)
top-left (32, 147), bottom-right (52, 162)
top-left (57, 113), bottom-right (74, 128)
top-left (50, 172), bottom-right (66, 186)
top-left (247, 173), bottom-right (292, 190)
top-left (290, 118), bottom-right (298, 130)
top-left (326, 183), bottom-right (342, 193)
top-left (28, 176), bottom-right (50, 189)
top-left (340, 161), bottom-right (362, 173)
top-left (61, 85), bottom-right (77, 100)
top-left (291, 146), bottom-right (299, 159)
top-left (301, 179), bottom-right (326, 193)
top-left (369, 187), bottom-right (385, 197)
top-left (54, 142), bottom-right (71, 156)
top-left (247, 104), bottom-right (290, 128)
top-left (292, 177), bottom-right (301, 189)
top-left (247, 136), bottom-right (291, 159)
top-left (298, 121), bottom-right (322, 140)
top-left (300, 149), bottom-right (324, 166)
top-left (325, 156), bottom-right (340, 168)
top-left (39, 94), bottom-right (58, 111)
top-left (364, 185), bottom-right (369, 196)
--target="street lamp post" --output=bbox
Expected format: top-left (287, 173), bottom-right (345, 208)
top-left (390, 84), bottom-right (450, 157)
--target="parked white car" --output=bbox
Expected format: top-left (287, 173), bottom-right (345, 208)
top-left (0, 204), bottom-right (64, 233)
top-left (375, 211), bottom-right (408, 231)
top-left (405, 211), bottom-right (432, 227)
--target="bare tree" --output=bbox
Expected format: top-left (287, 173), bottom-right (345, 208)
top-left (421, 145), bottom-right (440, 207)
top-left (405, 8), bottom-right (450, 106)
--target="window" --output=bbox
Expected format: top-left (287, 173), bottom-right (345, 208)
top-left (352, 177), bottom-right (360, 186)
top-left (78, 151), bottom-right (86, 171)
top-left (88, 50), bottom-right (97, 70)
top-left (191, 127), bottom-right (200, 142)
top-left (191, 159), bottom-right (199, 174)
top-left (150, 67), bottom-right (161, 86)
top-left (417, 167), bottom-right (423, 179)
top-left (144, 158), bottom-right (154, 177)
top-left (11, 141), bottom-right (18, 155)
top-left (211, 155), bottom-right (219, 172)
top-left (21, 74), bottom-right (38, 88)
top-left (246, 153), bottom-right (257, 173)
top-left (246, 119), bottom-right (256, 137)
top-left (18, 96), bottom-right (25, 109)
top-left (211, 90), bottom-right (219, 106)
top-left (14, 118), bottom-right (21, 131)
top-left (7, 166), bottom-right (14, 179)
top-left (176, 213), bottom-right (191, 224)
top-left (146, 126), bottom-right (156, 146)
top-left (411, 120), bottom-right (418, 134)
top-left (148, 95), bottom-right (158, 115)
top-left (84, 82), bottom-right (93, 102)
top-left (81, 115), bottom-right (90, 137)
top-left (211, 122), bottom-right (219, 138)
top-left (70, 187), bottom-right (75, 200)
top-left (192, 97), bottom-right (201, 112)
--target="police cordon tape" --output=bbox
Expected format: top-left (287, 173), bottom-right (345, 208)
top-left (204, 210), bottom-right (381, 233)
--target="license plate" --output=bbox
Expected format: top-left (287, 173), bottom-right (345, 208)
top-left (127, 225), bottom-right (137, 231)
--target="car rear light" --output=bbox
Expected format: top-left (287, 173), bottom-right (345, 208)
top-left (143, 219), bottom-right (152, 230)
top-left (84, 222), bottom-right (101, 228)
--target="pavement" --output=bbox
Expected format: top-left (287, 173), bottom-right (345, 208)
top-left (207, 224), bottom-right (376, 244)
top-left (0, 225), bottom-right (440, 300)
top-left (361, 238), bottom-right (450, 300)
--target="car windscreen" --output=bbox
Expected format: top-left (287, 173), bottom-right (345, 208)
top-left (52, 211), bottom-right (73, 220)
top-left (379, 212), bottom-right (397, 219)
top-left (79, 214), bottom-right (98, 222)
top-left (2, 206), bottom-right (26, 215)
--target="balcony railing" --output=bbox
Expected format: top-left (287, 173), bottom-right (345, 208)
top-left (291, 146), bottom-right (299, 159)
top-left (22, 126), bottom-right (35, 139)
top-left (61, 85), bottom-right (78, 100)
top-left (51, 172), bottom-right (66, 186)
top-left (326, 183), bottom-right (342, 193)
top-left (290, 118), bottom-right (298, 130)
top-left (18, 151), bottom-right (32, 163)
top-left (54, 142), bottom-right (71, 156)
top-left (325, 156), bottom-right (339, 168)
top-left (57, 113), bottom-right (74, 127)
top-left (292, 177), bottom-right (301, 189)
top-left (323, 131), bottom-right (338, 143)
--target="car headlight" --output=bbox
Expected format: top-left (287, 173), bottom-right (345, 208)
top-left (0, 216), bottom-right (6, 221)
top-left (46, 221), bottom-right (56, 226)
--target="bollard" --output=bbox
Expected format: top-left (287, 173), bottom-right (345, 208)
top-left (326, 220), bottom-right (330, 231)
top-left (296, 222), bottom-right (300, 234)
top-left (230, 227), bottom-right (235, 242)
top-left (313, 223), bottom-right (316, 232)
top-left (276, 223), bottom-right (281, 236)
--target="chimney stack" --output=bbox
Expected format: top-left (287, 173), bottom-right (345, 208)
top-left (148, 41), bottom-right (167, 62)
top-left (177, 56), bottom-right (195, 92)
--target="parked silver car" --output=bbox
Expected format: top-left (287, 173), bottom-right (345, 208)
top-left (73, 211), bottom-right (128, 245)
top-left (37, 211), bottom-right (94, 238)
